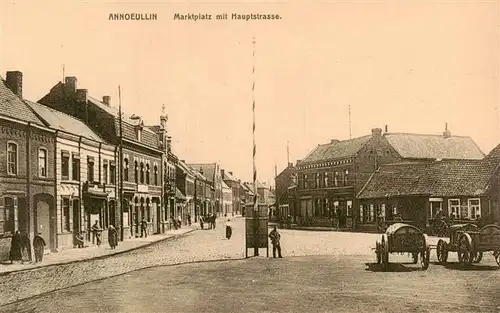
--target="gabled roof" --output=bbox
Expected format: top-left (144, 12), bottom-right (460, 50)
top-left (188, 163), bottom-right (218, 182)
top-left (384, 133), bottom-right (484, 160)
top-left (0, 77), bottom-right (45, 125)
top-left (221, 180), bottom-right (231, 189)
top-left (357, 159), bottom-right (496, 199)
top-left (242, 182), bottom-right (255, 195)
top-left (26, 101), bottom-right (104, 142)
top-left (301, 135), bottom-right (372, 164)
top-left (177, 161), bottom-right (196, 178)
top-left (86, 97), bottom-right (159, 149)
top-left (222, 170), bottom-right (238, 181)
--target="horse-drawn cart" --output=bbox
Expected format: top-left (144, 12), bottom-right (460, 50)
top-left (436, 223), bottom-right (500, 267)
top-left (374, 223), bottom-right (431, 271)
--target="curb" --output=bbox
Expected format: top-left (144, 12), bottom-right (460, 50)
top-left (0, 229), bottom-right (196, 277)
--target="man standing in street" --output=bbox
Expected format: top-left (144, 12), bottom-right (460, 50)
top-left (140, 217), bottom-right (148, 238)
top-left (269, 225), bottom-right (283, 258)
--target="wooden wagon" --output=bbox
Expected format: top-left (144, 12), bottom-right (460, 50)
top-left (374, 223), bottom-right (431, 271)
top-left (436, 223), bottom-right (500, 267)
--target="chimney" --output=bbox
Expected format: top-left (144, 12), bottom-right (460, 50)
top-left (102, 96), bottom-right (111, 106)
top-left (330, 139), bottom-right (339, 144)
top-left (76, 89), bottom-right (88, 102)
top-left (228, 171), bottom-right (233, 175)
top-left (384, 125), bottom-right (388, 133)
top-left (288, 162), bottom-right (293, 168)
top-left (371, 128), bottom-right (382, 137)
top-left (443, 123), bottom-right (451, 138)
top-left (65, 76), bottom-right (77, 92)
top-left (5, 71), bottom-right (23, 98)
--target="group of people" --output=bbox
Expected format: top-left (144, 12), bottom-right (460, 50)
top-left (9, 231), bottom-right (46, 264)
top-left (91, 220), bottom-right (119, 249)
top-left (199, 213), bottom-right (217, 230)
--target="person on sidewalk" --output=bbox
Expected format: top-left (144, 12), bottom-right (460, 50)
top-left (177, 214), bottom-right (182, 229)
top-left (33, 233), bottom-right (46, 263)
top-left (269, 226), bottom-right (283, 258)
top-left (212, 214), bottom-right (216, 230)
top-left (108, 225), bottom-right (118, 249)
top-left (187, 214), bottom-right (191, 226)
top-left (9, 230), bottom-right (22, 264)
top-left (92, 220), bottom-right (102, 247)
top-left (225, 218), bottom-right (232, 239)
top-left (21, 232), bottom-right (32, 264)
top-left (140, 217), bottom-right (148, 238)
top-left (199, 215), bottom-right (204, 230)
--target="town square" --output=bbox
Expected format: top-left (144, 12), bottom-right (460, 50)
top-left (0, 0), bottom-right (499, 312)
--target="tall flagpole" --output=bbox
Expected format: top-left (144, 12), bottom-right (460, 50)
top-left (349, 105), bottom-right (352, 140)
top-left (252, 37), bottom-right (259, 256)
top-left (118, 85), bottom-right (124, 241)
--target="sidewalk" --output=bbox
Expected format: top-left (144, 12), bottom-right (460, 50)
top-left (0, 226), bottom-right (196, 275)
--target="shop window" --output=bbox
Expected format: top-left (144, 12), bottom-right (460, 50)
top-left (62, 197), bottom-right (71, 232)
top-left (0, 197), bottom-right (16, 234)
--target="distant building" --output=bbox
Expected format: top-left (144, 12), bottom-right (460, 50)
top-left (222, 170), bottom-right (241, 215)
top-left (291, 126), bottom-right (485, 229)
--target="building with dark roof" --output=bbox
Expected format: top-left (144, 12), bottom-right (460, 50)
top-left (0, 71), bottom-right (57, 260)
top-left (27, 100), bottom-right (118, 249)
top-left (222, 169), bottom-right (241, 216)
top-left (188, 163), bottom-right (223, 216)
top-left (39, 76), bottom-right (167, 238)
top-left (356, 155), bottom-right (500, 231)
top-left (291, 125), bottom-right (485, 229)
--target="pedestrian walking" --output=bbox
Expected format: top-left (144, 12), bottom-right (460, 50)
top-left (187, 214), bottom-right (191, 226)
top-left (9, 230), bottom-right (22, 264)
top-left (225, 218), bottom-right (232, 239)
top-left (140, 217), bottom-right (148, 238)
top-left (177, 214), bottom-right (182, 228)
top-left (92, 220), bottom-right (102, 246)
top-left (21, 232), bottom-right (32, 263)
top-left (33, 233), bottom-right (46, 263)
top-left (108, 225), bottom-right (118, 249)
top-left (199, 215), bottom-right (204, 230)
top-left (212, 214), bottom-right (216, 230)
top-left (269, 226), bottom-right (283, 258)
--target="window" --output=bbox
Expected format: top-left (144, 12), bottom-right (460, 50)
top-left (61, 151), bottom-right (70, 179)
top-left (134, 161), bottom-right (138, 183)
top-left (449, 199), bottom-right (460, 218)
top-left (380, 203), bottom-right (386, 218)
top-left (7, 142), bottom-right (18, 175)
top-left (87, 157), bottom-right (95, 182)
top-left (140, 162), bottom-right (145, 184)
top-left (392, 205), bottom-right (398, 216)
top-left (38, 148), bottom-right (47, 177)
top-left (359, 205), bottom-right (364, 222)
top-left (72, 155), bottom-right (80, 181)
top-left (347, 200), bottom-right (352, 216)
top-left (123, 158), bottom-right (129, 181)
top-left (154, 165), bottom-right (158, 185)
top-left (429, 201), bottom-right (442, 219)
top-left (103, 162), bottom-right (108, 184)
top-left (315, 173), bottom-right (320, 188)
top-left (1, 197), bottom-right (16, 234)
top-left (334, 171), bottom-right (338, 187)
top-left (343, 169), bottom-right (349, 186)
top-left (468, 199), bottom-right (481, 220)
top-left (324, 173), bottom-right (329, 187)
top-left (62, 197), bottom-right (71, 232)
top-left (304, 174), bottom-right (308, 189)
top-left (110, 163), bottom-right (116, 185)
top-left (146, 164), bottom-right (150, 185)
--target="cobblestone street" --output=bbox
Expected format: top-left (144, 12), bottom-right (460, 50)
top-left (0, 217), bottom-right (495, 310)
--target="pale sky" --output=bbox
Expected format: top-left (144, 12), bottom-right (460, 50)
top-left (0, 0), bottom-right (498, 184)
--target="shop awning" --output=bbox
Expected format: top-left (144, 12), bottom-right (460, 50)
top-left (84, 189), bottom-right (108, 199)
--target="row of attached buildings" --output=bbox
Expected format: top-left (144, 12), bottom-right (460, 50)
top-left (275, 126), bottom-right (500, 232)
top-left (0, 70), bottom-right (272, 261)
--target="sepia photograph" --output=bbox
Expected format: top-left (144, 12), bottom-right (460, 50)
top-left (0, 0), bottom-right (499, 312)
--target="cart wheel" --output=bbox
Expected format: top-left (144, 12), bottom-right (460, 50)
top-left (458, 234), bottom-right (473, 267)
top-left (494, 251), bottom-right (500, 267)
top-left (420, 247), bottom-right (430, 270)
top-left (472, 251), bottom-right (483, 263)
top-left (412, 253), bottom-right (418, 264)
top-left (436, 239), bottom-right (448, 264)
